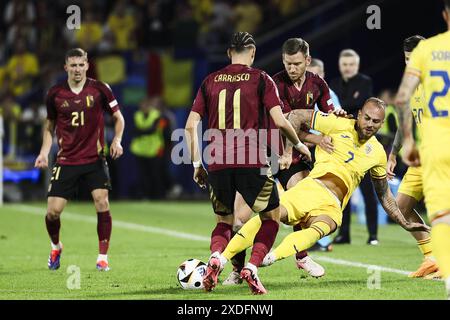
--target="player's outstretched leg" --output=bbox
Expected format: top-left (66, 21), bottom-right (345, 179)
top-left (203, 252), bottom-right (226, 291)
top-left (240, 263), bottom-right (267, 295)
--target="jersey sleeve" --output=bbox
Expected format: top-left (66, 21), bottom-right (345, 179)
top-left (310, 111), bottom-right (346, 135)
top-left (273, 76), bottom-right (292, 113)
top-left (317, 78), bottom-right (334, 112)
top-left (191, 80), bottom-right (207, 117)
top-left (406, 42), bottom-right (425, 79)
top-left (98, 81), bottom-right (120, 114)
top-left (262, 72), bottom-right (283, 112)
top-left (370, 147), bottom-right (388, 179)
top-left (45, 87), bottom-right (57, 120)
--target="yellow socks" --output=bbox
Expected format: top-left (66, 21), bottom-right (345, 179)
top-left (273, 221), bottom-right (331, 260)
top-left (431, 223), bottom-right (450, 279)
top-left (222, 215), bottom-right (261, 261)
top-left (417, 237), bottom-right (433, 258)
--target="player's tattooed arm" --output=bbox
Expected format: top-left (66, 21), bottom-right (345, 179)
top-left (391, 129), bottom-right (402, 156)
top-left (372, 177), bottom-right (430, 232)
top-left (286, 109), bottom-right (314, 132)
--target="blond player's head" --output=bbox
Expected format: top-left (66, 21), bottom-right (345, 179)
top-left (339, 49), bottom-right (360, 81)
top-left (356, 98), bottom-right (386, 140)
top-left (282, 38), bottom-right (311, 83)
top-left (403, 35), bottom-right (425, 65)
top-left (227, 32), bottom-right (256, 67)
top-left (64, 48), bottom-right (89, 84)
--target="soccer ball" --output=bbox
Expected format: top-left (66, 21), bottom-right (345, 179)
top-left (177, 258), bottom-right (207, 290)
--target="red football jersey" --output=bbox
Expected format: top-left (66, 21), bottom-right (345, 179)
top-left (191, 64), bottom-right (282, 171)
top-left (46, 78), bottom-right (120, 165)
top-left (273, 70), bottom-right (334, 165)
top-left (272, 70), bottom-right (334, 112)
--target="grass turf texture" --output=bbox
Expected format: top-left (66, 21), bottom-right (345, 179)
top-left (0, 201), bottom-right (446, 300)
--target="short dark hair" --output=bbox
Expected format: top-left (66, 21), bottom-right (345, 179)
top-left (229, 32), bottom-right (256, 53)
top-left (403, 35), bottom-right (425, 52)
top-left (445, 0), bottom-right (450, 9)
top-left (65, 48), bottom-right (88, 62)
top-left (282, 38), bottom-right (310, 57)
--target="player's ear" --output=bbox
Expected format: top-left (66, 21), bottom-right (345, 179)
top-left (86, 61), bottom-right (89, 71)
top-left (306, 55), bottom-right (312, 66)
top-left (443, 9), bottom-right (449, 24)
top-left (227, 49), bottom-right (231, 60)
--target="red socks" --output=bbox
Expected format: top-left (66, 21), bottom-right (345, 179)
top-left (210, 222), bottom-right (232, 253)
top-left (97, 211), bottom-right (112, 254)
top-left (45, 214), bottom-right (60, 245)
top-left (249, 219), bottom-right (279, 267)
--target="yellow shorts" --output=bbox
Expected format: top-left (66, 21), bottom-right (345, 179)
top-left (398, 166), bottom-right (423, 201)
top-left (421, 143), bottom-right (450, 221)
top-left (280, 177), bottom-right (342, 227)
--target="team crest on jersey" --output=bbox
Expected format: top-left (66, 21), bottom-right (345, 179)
top-left (60, 100), bottom-right (69, 108)
top-left (306, 91), bottom-right (314, 106)
top-left (86, 95), bottom-right (94, 107)
top-left (365, 144), bottom-right (372, 154)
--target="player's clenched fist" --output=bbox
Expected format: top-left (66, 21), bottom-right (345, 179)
top-left (34, 154), bottom-right (48, 169)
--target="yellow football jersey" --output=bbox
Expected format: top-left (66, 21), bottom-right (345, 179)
top-left (308, 111), bottom-right (387, 209)
top-left (406, 30), bottom-right (450, 149)
top-left (406, 30), bottom-right (450, 217)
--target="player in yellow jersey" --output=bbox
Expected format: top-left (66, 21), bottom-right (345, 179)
top-left (213, 98), bottom-right (429, 294)
top-left (395, 0), bottom-right (450, 299)
top-left (387, 35), bottom-right (439, 279)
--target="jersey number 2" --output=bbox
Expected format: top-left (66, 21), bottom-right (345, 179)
top-left (218, 89), bottom-right (241, 129)
top-left (429, 70), bottom-right (449, 118)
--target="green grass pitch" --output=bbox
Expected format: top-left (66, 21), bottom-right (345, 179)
top-left (0, 201), bottom-right (446, 300)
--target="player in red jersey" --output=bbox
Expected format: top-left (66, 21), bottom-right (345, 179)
top-left (223, 38), bottom-right (336, 285)
top-left (34, 48), bottom-right (125, 271)
top-left (185, 32), bottom-right (312, 294)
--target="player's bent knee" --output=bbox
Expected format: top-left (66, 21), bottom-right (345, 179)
top-left (309, 215), bottom-right (337, 236)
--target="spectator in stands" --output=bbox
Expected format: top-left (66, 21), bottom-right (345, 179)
top-left (106, 0), bottom-right (137, 51)
top-left (74, 11), bottom-right (103, 51)
top-left (233, 0), bottom-right (262, 34)
top-left (3, 0), bottom-right (36, 26)
top-left (140, 0), bottom-right (173, 49)
top-left (330, 49), bottom-right (379, 246)
top-left (20, 101), bottom-right (46, 155)
top-left (5, 38), bottom-right (39, 99)
top-left (200, 0), bottom-right (234, 49)
top-left (0, 93), bottom-right (22, 159)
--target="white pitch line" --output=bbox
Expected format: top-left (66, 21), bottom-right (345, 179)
top-left (12, 204), bottom-right (210, 242)
top-left (14, 204), bottom-right (416, 276)
top-left (313, 256), bottom-right (410, 275)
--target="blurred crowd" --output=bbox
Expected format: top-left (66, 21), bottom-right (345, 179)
top-left (0, 0), bottom-right (406, 203)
